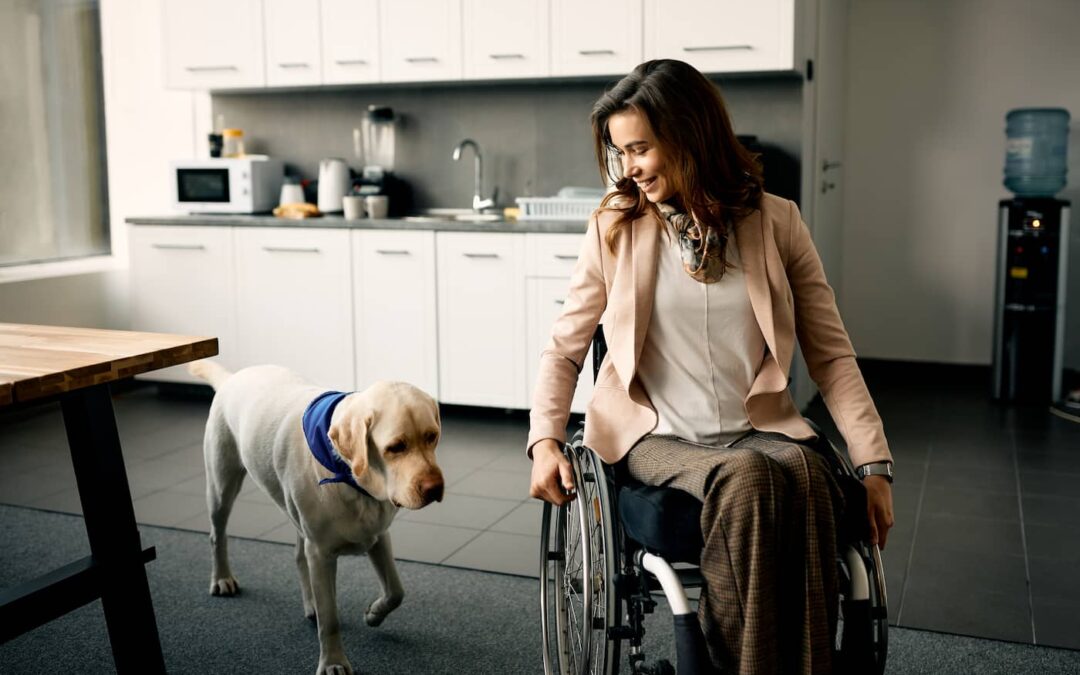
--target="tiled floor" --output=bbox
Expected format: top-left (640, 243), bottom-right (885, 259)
top-left (2, 362), bottom-right (1078, 651)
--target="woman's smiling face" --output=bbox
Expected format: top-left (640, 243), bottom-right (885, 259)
top-left (607, 109), bottom-right (674, 203)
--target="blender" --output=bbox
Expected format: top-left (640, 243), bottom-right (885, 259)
top-left (353, 105), bottom-right (412, 216)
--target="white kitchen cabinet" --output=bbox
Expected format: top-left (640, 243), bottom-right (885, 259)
top-left (234, 227), bottom-right (355, 391)
top-left (463, 0), bottom-right (549, 80)
top-left (322, 0), bottom-right (381, 84)
top-left (525, 233), bottom-right (592, 414)
top-left (436, 231), bottom-right (527, 408)
top-left (128, 225), bottom-right (238, 383)
top-left (264, 0), bottom-right (322, 87)
top-left (162, 0), bottom-right (266, 90)
top-left (351, 229), bottom-right (438, 398)
top-left (380, 0), bottom-right (463, 83)
top-left (644, 0), bottom-right (796, 74)
top-left (551, 0), bottom-right (642, 77)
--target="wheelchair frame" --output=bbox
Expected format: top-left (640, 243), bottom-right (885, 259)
top-left (539, 335), bottom-right (889, 675)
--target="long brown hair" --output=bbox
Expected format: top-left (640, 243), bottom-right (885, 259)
top-left (591, 60), bottom-right (763, 257)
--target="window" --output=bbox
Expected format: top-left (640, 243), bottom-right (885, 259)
top-left (0, 0), bottom-right (109, 267)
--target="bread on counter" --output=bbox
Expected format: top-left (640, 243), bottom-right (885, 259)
top-left (272, 202), bottom-right (321, 219)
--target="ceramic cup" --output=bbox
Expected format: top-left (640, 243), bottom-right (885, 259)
top-left (365, 195), bottom-right (389, 219)
top-left (343, 195), bottom-right (366, 220)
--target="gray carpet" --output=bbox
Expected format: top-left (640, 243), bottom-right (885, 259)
top-left (2, 505), bottom-right (1078, 674)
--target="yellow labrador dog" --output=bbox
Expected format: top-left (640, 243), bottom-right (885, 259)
top-left (189, 361), bottom-right (444, 675)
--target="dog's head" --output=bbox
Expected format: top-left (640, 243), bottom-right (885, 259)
top-left (327, 382), bottom-right (444, 509)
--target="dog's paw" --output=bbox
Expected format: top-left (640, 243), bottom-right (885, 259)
top-left (304, 602), bottom-right (316, 621)
top-left (364, 595), bottom-right (403, 627)
top-left (209, 576), bottom-right (240, 596)
top-left (316, 658), bottom-right (353, 675)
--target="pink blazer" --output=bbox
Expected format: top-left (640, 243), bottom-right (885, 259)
top-left (527, 193), bottom-right (892, 469)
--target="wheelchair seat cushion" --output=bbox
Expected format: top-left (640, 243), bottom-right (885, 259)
top-left (618, 483), bottom-right (705, 564)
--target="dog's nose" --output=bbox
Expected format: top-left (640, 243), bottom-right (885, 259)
top-left (420, 476), bottom-right (444, 504)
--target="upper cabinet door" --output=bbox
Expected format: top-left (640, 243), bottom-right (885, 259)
top-left (552, 0), bottom-right (642, 77)
top-left (264, 0), bottom-right (322, 86)
top-left (163, 0), bottom-right (265, 90)
top-left (644, 0), bottom-right (795, 74)
top-left (463, 0), bottom-right (549, 80)
top-left (322, 0), bottom-right (380, 84)
top-left (380, 0), bottom-right (463, 83)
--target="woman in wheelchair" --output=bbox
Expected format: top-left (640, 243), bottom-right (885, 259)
top-left (528, 59), bottom-right (894, 675)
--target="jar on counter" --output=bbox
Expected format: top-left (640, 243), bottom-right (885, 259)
top-left (222, 128), bottom-right (245, 158)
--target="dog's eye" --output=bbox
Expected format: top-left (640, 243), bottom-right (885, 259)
top-left (387, 441), bottom-right (407, 454)
top-left (425, 431), bottom-right (438, 445)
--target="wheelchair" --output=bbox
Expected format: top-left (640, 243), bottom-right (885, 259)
top-left (539, 334), bottom-right (889, 675)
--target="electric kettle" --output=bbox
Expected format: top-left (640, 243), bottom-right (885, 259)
top-left (317, 158), bottom-right (349, 213)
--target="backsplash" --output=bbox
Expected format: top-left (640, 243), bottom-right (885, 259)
top-left (212, 76), bottom-right (803, 211)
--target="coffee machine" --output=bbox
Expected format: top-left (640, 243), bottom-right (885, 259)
top-left (353, 105), bottom-right (411, 216)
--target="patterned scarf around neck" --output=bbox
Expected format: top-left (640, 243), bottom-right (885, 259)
top-left (656, 202), bottom-right (727, 283)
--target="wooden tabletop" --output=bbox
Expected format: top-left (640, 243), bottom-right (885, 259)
top-left (0, 323), bottom-right (218, 406)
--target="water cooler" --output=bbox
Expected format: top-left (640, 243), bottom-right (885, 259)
top-left (992, 107), bottom-right (1071, 404)
top-left (991, 198), bottom-right (1071, 402)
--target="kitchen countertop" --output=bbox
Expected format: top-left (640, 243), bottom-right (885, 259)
top-left (125, 214), bottom-right (589, 235)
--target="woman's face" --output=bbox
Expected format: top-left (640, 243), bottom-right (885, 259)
top-left (607, 109), bottom-right (674, 203)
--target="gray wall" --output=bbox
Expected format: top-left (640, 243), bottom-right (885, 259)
top-left (212, 77), bottom-right (803, 211)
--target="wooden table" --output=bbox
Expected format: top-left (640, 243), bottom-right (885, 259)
top-left (0, 323), bottom-right (217, 673)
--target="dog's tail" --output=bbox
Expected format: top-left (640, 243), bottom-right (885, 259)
top-left (187, 359), bottom-right (233, 390)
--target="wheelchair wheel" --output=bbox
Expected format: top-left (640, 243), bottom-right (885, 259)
top-left (835, 542), bottom-right (888, 675)
top-left (540, 439), bottom-right (621, 675)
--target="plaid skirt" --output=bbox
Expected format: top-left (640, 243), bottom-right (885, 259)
top-left (626, 431), bottom-right (843, 675)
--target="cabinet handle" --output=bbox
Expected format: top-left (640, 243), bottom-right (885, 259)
top-left (463, 252), bottom-right (499, 259)
top-left (335, 58), bottom-right (369, 66)
top-left (553, 254), bottom-right (577, 261)
top-left (554, 299), bottom-right (565, 306)
top-left (152, 243), bottom-right (206, 251)
top-left (262, 246), bottom-right (321, 254)
top-left (375, 249), bottom-right (411, 255)
top-left (683, 45), bottom-right (753, 53)
top-left (489, 53), bottom-right (525, 60)
top-left (184, 65), bottom-right (238, 72)
top-left (277, 62), bottom-right (310, 69)
top-left (578, 49), bottom-right (615, 56)
top-left (405, 57), bottom-right (439, 63)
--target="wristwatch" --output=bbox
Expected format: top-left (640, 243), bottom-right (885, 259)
top-left (856, 461), bottom-right (894, 483)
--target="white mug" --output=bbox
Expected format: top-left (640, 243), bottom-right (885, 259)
top-left (343, 195), bottom-right (366, 220)
top-left (365, 195), bottom-right (389, 219)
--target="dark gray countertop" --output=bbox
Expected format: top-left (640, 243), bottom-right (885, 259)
top-left (125, 214), bottom-right (588, 235)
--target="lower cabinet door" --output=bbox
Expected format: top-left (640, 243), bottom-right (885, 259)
top-left (234, 227), bottom-right (355, 391)
top-left (352, 230), bottom-right (438, 398)
top-left (128, 225), bottom-right (237, 383)
top-left (527, 277), bottom-right (593, 414)
top-left (436, 232), bottom-right (527, 408)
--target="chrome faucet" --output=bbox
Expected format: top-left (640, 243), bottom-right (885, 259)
top-left (452, 138), bottom-right (496, 211)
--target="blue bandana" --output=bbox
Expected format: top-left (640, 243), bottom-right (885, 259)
top-left (301, 391), bottom-right (368, 494)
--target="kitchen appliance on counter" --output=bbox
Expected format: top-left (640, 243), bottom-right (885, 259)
top-left (172, 156), bottom-right (283, 214)
top-left (353, 105), bottom-right (411, 216)
top-left (317, 157), bottom-right (350, 213)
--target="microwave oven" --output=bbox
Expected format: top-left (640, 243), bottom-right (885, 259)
top-left (172, 157), bottom-right (284, 214)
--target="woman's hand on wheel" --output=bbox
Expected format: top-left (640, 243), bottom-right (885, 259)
top-left (529, 439), bottom-right (576, 506)
top-left (864, 475), bottom-right (894, 550)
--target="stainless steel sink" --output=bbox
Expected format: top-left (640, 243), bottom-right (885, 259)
top-left (403, 209), bottom-right (502, 224)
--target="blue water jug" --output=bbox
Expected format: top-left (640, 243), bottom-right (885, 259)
top-left (1003, 107), bottom-right (1070, 197)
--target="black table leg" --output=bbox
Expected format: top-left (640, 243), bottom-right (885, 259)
top-left (61, 383), bottom-right (166, 673)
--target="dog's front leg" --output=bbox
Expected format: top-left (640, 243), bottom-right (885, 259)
top-left (364, 533), bottom-right (405, 627)
top-left (305, 545), bottom-right (352, 675)
top-left (295, 533), bottom-right (316, 620)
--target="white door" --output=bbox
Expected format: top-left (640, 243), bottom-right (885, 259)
top-left (436, 232), bottom-right (527, 407)
top-left (352, 229), bottom-right (439, 398)
top-left (380, 0), bottom-right (463, 82)
top-left (234, 227), bottom-right (355, 391)
top-left (163, 0), bottom-right (266, 90)
top-left (643, 0), bottom-right (794, 74)
top-left (551, 0), bottom-right (642, 77)
top-left (463, 0), bottom-right (549, 79)
top-left (128, 225), bottom-right (238, 383)
top-left (322, 0), bottom-right (380, 84)
top-left (264, 0), bottom-right (322, 86)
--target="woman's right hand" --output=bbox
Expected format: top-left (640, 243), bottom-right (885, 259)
top-left (529, 439), bottom-right (576, 506)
